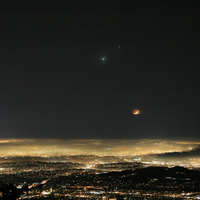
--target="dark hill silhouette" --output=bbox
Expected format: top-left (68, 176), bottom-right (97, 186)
top-left (99, 169), bottom-right (134, 177)
top-left (97, 166), bottom-right (200, 183)
top-left (0, 181), bottom-right (46, 200)
top-left (156, 146), bottom-right (200, 159)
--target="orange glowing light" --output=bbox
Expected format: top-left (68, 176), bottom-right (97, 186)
top-left (133, 109), bottom-right (140, 115)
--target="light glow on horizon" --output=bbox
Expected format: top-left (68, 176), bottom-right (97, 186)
top-left (0, 138), bottom-right (199, 157)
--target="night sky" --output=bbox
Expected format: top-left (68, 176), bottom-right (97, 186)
top-left (0, 1), bottom-right (199, 139)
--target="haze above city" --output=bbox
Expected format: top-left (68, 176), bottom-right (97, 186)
top-left (0, 138), bottom-right (199, 157)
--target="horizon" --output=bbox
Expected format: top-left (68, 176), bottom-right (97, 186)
top-left (0, 138), bottom-right (200, 157)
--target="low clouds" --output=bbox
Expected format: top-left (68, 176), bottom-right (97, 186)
top-left (0, 138), bottom-right (199, 157)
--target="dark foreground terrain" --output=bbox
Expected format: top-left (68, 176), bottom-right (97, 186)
top-left (1, 161), bottom-right (200, 199)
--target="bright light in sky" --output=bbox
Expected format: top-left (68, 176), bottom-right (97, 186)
top-left (133, 109), bottom-right (140, 115)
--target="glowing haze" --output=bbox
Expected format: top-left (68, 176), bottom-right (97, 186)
top-left (0, 139), bottom-right (199, 157)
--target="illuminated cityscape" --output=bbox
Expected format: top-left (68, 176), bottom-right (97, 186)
top-left (1, 0), bottom-right (200, 199)
top-left (0, 139), bottom-right (200, 199)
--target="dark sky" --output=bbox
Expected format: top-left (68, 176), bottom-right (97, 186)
top-left (0, 0), bottom-right (199, 139)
